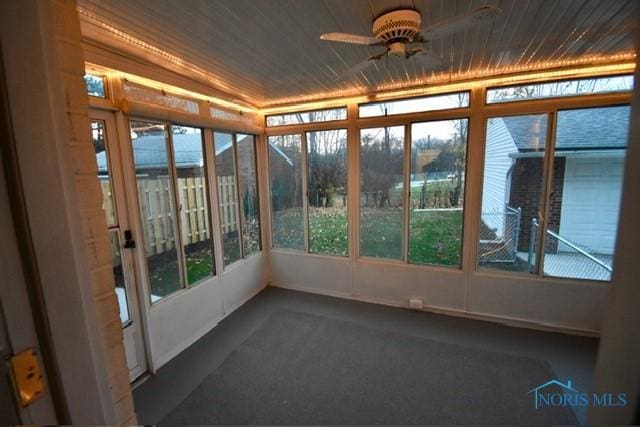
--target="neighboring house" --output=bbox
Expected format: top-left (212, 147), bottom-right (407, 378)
top-left (482, 105), bottom-right (629, 256)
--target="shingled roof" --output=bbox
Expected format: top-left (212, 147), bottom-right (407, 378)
top-left (502, 105), bottom-right (630, 152)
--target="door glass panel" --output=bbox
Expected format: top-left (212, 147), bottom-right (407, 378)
top-left (214, 132), bottom-right (242, 266)
top-left (360, 126), bottom-right (405, 259)
top-left (130, 121), bottom-right (182, 300)
top-left (409, 119), bottom-right (468, 267)
top-left (268, 134), bottom-right (305, 250)
top-left (478, 114), bottom-right (548, 273)
top-left (306, 129), bottom-right (348, 256)
top-left (109, 231), bottom-right (130, 324)
top-left (543, 106), bottom-right (630, 281)
top-left (172, 126), bottom-right (215, 283)
top-left (236, 134), bottom-right (261, 256)
top-left (92, 120), bottom-right (117, 227)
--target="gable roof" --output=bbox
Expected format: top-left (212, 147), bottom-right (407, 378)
top-left (502, 105), bottom-right (630, 152)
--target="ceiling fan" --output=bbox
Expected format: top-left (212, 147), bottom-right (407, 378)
top-left (320, 5), bottom-right (501, 78)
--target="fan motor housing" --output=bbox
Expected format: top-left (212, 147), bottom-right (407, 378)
top-left (372, 9), bottom-right (422, 43)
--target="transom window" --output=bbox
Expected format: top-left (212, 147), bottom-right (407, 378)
top-left (359, 92), bottom-right (470, 118)
top-left (486, 75), bottom-right (634, 104)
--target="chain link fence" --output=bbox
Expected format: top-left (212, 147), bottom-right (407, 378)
top-left (529, 219), bottom-right (613, 281)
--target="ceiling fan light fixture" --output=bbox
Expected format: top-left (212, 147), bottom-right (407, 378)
top-left (372, 9), bottom-right (422, 42)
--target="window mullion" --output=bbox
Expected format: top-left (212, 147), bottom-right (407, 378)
top-left (535, 112), bottom-right (558, 276)
top-left (301, 132), bottom-right (310, 253)
top-left (166, 125), bottom-right (189, 289)
top-left (231, 134), bottom-right (245, 259)
top-left (402, 124), bottom-right (411, 263)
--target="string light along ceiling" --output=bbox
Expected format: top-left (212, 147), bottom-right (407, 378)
top-left (77, 0), bottom-right (637, 108)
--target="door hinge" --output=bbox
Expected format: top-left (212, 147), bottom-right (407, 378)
top-left (8, 348), bottom-right (46, 407)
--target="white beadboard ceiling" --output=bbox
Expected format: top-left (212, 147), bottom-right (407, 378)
top-left (77, 0), bottom-right (637, 108)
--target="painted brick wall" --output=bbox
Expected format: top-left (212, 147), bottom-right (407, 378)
top-left (53, 0), bottom-right (136, 424)
top-left (509, 156), bottom-right (565, 253)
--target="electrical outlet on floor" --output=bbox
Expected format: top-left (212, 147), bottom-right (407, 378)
top-left (409, 298), bottom-right (423, 310)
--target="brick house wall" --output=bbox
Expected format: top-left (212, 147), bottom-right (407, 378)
top-left (509, 156), bottom-right (565, 253)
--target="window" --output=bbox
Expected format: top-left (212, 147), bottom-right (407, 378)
top-left (131, 121), bottom-right (215, 302)
top-left (172, 126), bottom-right (215, 283)
top-left (479, 106), bottom-right (630, 282)
top-left (131, 121), bottom-right (181, 298)
top-left (360, 126), bottom-right (405, 259)
top-left (307, 129), bottom-right (348, 256)
top-left (268, 134), bottom-right (305, 249)
top-left (236, 134), bottom-right (261, 256)
top-left (409, 119), bottom-right (468, 267)
top-left (266, 107), bottom-right (346, 127)
top-left (478, 114), bottom-right (548, 274)
top-left (214, 131), bottom-right (242, 266)
top-left (85, 74), bottom-right (106, 97)
top-left (92, 120), bottom-right (116, 226)
top-left (542, 106), bottom-right (629, 281)
top-left (487, 75), bottom-right (633, 104)
top-left (359, 92), bottom-right (469, 118)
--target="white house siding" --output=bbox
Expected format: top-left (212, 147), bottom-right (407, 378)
top-left (481, 118), bottom-right (518, 238)
top-left (559, 156), bottom-right (625, 255)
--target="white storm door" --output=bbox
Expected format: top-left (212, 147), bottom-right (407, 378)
top-left (90, 110), bottom-right (148, 381)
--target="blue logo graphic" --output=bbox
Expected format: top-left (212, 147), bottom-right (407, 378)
top-left (529, 379), bottom-right (627, 409)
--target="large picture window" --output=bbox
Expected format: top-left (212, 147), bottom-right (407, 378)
top-left (409, 119), bottom-right (468, 266)
top-left (478, 106), bottom-right (630, 282)
top-left (236, 134), bottom-right (262, 257)
top-left (542, 106), bottom-right (629, 281)
top-left (478, 114), bottom-right (548, 274)
top-left (214, 132), bottom-right (263, 266)
top-left (131, 121), bottom-right (183, 299)
top-left (359, 126), bottom-right (405, 260)
top-left (268, 134), bottom-right (305, 250)
top-left (130, 121), bottom-right (215, 302)
top-left (307, 129), bottom-right (348, 256)
top-left (172, 126), bottom-right (214, 283)
top-left (214, 132), bottom-right (242, 266)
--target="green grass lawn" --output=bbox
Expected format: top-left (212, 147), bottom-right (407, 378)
top-left (276, 207), bottom-right (463, 265)
top-left (309, 207), bottom-right (348, 256)
top-left (148, 247), bottom-right (215, 298)
top-left (148, 206), bottom-right (464, 299)
top-left (408, 210), bottom-right (463, 266)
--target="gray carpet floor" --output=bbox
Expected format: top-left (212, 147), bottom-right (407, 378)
top-left (160, 309), bottom-right (577, 425)
top-left (134, 287), bottom-right (598, 425)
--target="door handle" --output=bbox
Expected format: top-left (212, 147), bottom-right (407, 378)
top-left (123, 230), bottom-right (136, 249)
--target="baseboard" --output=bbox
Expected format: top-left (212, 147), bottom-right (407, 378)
top-left (268, 281), bottom-right (600, 338)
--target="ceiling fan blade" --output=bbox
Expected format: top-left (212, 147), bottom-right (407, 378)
top-left (332, 54), bottom-right (384, 81)
top-left (320, 32), bottom-right (384, 46)
top-left (420, 5), bottom-right (501, 40)
top-left (410, 50), bottom-right (447, 70)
